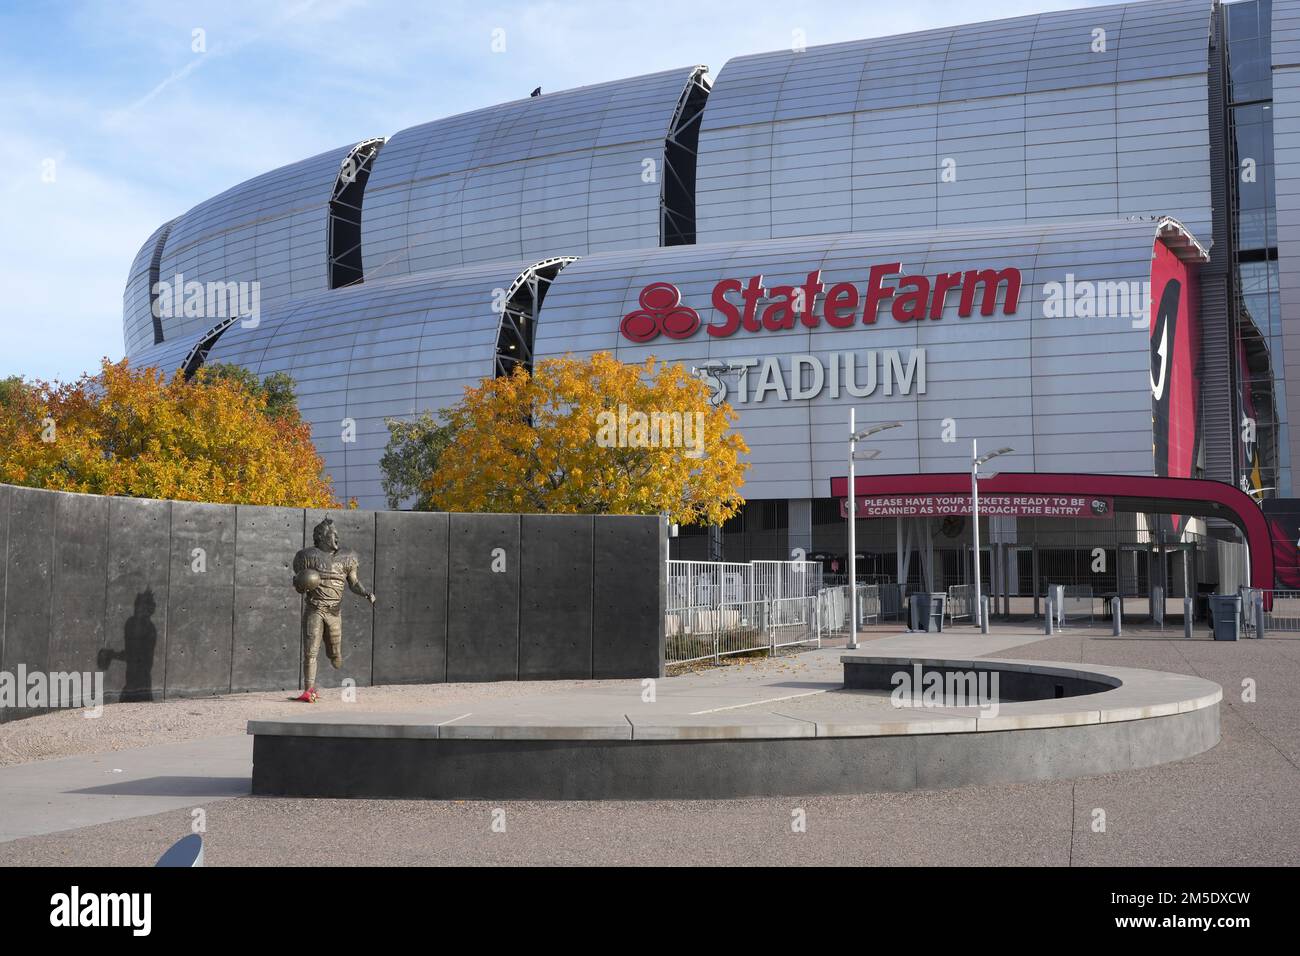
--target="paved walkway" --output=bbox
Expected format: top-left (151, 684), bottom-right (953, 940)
top-left (4, 622), bottom-right (1284, 865)
top-left (0, 628), bottom-right (1043, 843)
top-left (0, 735), bottom-right (251, 843)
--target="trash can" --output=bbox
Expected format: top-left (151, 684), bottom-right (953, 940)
top-left (908, 593), bottom-right (924, 631)
top-left (1209, 594), bottom-right (1241, 641)
top-left (908, 592), bottom-right (946, 632)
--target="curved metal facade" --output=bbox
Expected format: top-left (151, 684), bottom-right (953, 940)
top-left (122, 218), bottom-right (175, 355)
top-left (533, 219), bottom-right (1202, 500)
top-left (695, 0), bottom-right (1213, 243)
top-left (359, 67), bottom-right (705, 280)
top-left (155, 142), bottom-right (374, 345)
top-left (120, 0), bottom-right (1260, 515)
top-left (198, 259), bottom-right (573, 507)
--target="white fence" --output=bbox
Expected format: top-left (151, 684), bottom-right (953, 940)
top-left (666, 559), bottom-right (822, 613)
top-left (946, 584), bottom-right (972, 622)
top-left (816, 584), bottom-right (879, 640)
top-left (1240, 588), bottom-right (1300, 637)
top-left (665, 560), bottom-right (825, 665)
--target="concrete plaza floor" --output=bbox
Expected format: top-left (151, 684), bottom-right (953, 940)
top-left (0, 622), bottom-right (1298, 866)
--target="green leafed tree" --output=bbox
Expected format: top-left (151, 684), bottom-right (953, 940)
top-left (197, 364), bottom-right (299, 421)
top-left (380, 411), bottom-right (457, 511)
top-left (0, 375), bottom-right (29, 409)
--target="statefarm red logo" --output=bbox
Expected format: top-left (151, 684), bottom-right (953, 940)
top-left (620, 264), bottom-right (1023, 343)
top-left (620, 282), bottom-right (701, 342)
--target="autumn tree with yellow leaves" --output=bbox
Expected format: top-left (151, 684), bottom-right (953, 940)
top-left (0, 359), bottom-right (338, 508)
top-left (423, 352), bottom-right (748, 525)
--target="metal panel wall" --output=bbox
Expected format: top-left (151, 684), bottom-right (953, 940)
top-left (150, 143), bottom-right (366, 347)
top-left (1274, 0), bottom-right (1300, 488)
top-left (201, 259), bottom-right (562, 508)
top-left (534, 219), bottom-right (1185, 501)
top-left (696, 0), bottom-right (1212, 243)
top-left (122, 219), bottom-right (175, 355)
top-left (360, 68), bottom-right (702, 281)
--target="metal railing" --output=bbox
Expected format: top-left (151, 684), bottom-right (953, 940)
top-left (1240, 588), bottom-right (1300, 637)
top-left (666, 596), bottom-right (820, 665)
top-left (946, 584), bottom-right (972, 622)
top-left (667, 559), bottom-right (823, 613)
top-left (816, 584), bottom-right (880, 639)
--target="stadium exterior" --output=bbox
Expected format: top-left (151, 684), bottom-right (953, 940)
top-left (123, 0), bottom-right (1300, 598)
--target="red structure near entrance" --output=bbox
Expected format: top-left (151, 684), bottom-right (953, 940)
top-left (829, 472), bottom-right (1274, 591)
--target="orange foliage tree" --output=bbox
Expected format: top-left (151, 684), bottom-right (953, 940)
top-left (425, 352), bottom-right (748, 525)
top-left (0, 359), bottom-right (338, 507)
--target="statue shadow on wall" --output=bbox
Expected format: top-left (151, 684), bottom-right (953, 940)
top-left (97, 588), bottom-right (158, 703)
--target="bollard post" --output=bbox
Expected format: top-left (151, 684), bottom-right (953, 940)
top-left (980, 595), bottom-right (989, 634)
top-left (1256, 593), bottom-right (1267, 640)
top-left (1112, 595), bottom-right (1122, 636)
top-left (1184, 597), bottom-right (1193, 640)
top-left (1045, 597), bottom-right (1054, 635)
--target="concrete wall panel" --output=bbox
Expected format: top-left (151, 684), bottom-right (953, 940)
top-left (593, 516), bottom-right (665, 678)
top-left (373, 511), bottom-right (448, 685)
top-left (49, 492), bottom-right (109, 677)
top-left (104, 497), bottom-right (170, 702)
top-left (232, 506), bottom-right (304, 692)
top-left (519, 514), bottom-right (594, 679)
top-left (1, 484), bottom-right (664, 717)
top-left (232, 586), bottom-right (300, 693)
top-left (166, 502), bottom-right (236, 697)
top-left (165, 585), bottom-right (234, 697)
top-left (447, 513), bottom-right (520, 681)
top-left (0, 484), bottom-right (9, 677)
top-left (2, 487), bottom-right (56, 717)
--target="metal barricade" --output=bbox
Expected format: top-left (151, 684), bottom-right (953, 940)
top-left (1239, 588), bottom-right (1300, 637)
top-left (1059, 585), bottom-right (1095, 625)
top-left (946, 584), bottom-right (972, 622)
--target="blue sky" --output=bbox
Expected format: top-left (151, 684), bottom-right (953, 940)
top-left (0, 0), bottom-right (1110, 382)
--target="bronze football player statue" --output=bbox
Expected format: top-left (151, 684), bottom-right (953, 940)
top-left (291, 518), bottom-right (376, 702)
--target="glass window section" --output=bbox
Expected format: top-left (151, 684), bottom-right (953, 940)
top-left (1226, 0), bottom-right (1274, 103)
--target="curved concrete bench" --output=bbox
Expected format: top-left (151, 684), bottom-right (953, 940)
top-left (247, 655), bottom-right (1221, 799)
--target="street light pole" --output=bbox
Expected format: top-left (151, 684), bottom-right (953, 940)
top-left (971, 441), bottom-right (1014, 630)
top-left (972, 438), bottom-right (982, 629)
top-left (849, 409), bottom-right (857, 647)
top-left (846, 414), bottom-right (902, 649)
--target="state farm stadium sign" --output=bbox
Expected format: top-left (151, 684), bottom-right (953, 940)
top-left (619, 265), bottom-right (1023, 406)
top-left (619, 265), bottom-right (1022, 343)
top-left (840, 494), bottom-right (1115, 519)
